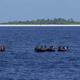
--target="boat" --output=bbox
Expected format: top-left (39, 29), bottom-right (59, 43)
top-left (0, 45), bottom-right (5, 52)
top-left (58, 46), bottom-right (69, 51)
top-left (35, 45), bottom-right (55, 52)
top-left (35, 45), bottom-right (69, 52)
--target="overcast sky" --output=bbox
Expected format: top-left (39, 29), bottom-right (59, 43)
top-left (0, 0), bottom-right (80, 22)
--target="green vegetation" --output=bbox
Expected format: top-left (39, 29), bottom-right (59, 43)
top-left (1, 18), bottom-right (80, 24)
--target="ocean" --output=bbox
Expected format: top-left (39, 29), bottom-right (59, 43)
top-left (0, 26), bottom-right (80, 80)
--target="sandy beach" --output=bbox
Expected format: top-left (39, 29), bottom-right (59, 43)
top-left (0, 24), bottom-right (80, 27)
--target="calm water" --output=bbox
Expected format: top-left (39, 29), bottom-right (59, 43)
top-left (0, 26), bottom-right (80, 80)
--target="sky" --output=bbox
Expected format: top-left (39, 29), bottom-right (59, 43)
top-left (0, 0), bottom-right (80, 22)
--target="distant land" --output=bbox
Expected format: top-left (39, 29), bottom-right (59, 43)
top-left (1, 18), bottom-right (80, 25)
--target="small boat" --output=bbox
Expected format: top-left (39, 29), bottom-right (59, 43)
top-left (35, 45), bottom-right (69, 52)
top-left (35, 45), bottom-right (55, 52)
top-left (58, 46), bottom-right (69, 51)
top-left (0, 45), bottom-right (5, 52)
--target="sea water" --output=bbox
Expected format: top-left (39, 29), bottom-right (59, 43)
top-left (0, 26), bottom-right (80, 80)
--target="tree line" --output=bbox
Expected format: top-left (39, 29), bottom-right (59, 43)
top-left (1, 18), bottom-right (80, 24)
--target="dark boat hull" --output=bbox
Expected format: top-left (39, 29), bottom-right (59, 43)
top-left (58, 49), bottom-right (69, 52)
top-left (35, 48), bottom-right (56, 52)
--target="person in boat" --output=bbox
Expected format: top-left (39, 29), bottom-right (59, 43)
top-left (41, 45), bottom-right (47, 51)
top-left (63, 46), bottom-right (69, 50)
top-left (47, 46), bottom-right (55, 51)
top-left (58, 46), bottom-right (69, 51)
top-left (35, 45), bottom-right (47, 52)
top-left (58, 46), bottom-right (62, 50)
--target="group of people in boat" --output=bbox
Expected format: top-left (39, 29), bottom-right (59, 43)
top-left (35, 45), bottom-right (69, 52)
top-left (35, 45), bottom-right (55, 52)
top-left (58, 46), bottom-right (69, 51)
top-left (0, 44), bottom-right (69, 53)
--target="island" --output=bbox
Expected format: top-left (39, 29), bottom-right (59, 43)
top-left (1, 18), bottom-right (80, 25)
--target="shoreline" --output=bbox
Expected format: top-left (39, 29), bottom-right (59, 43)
top-left (0, 24), bottom-right (80, 27)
